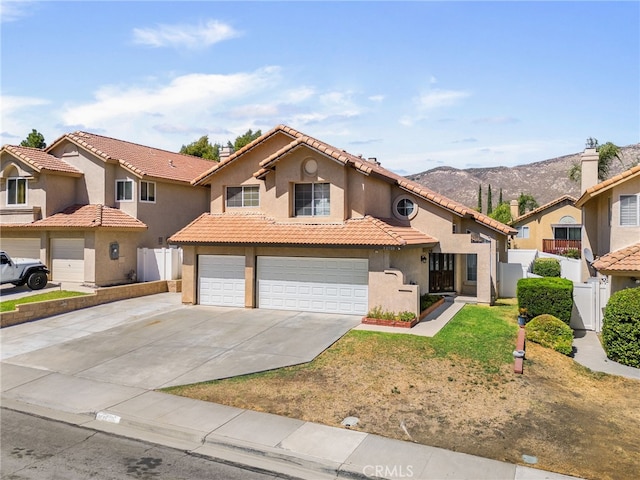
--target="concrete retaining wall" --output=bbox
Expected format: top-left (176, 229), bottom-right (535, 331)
top-left (1, 280), bottom-right (182, 328)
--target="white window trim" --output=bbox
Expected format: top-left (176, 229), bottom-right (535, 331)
top-left (516, 226), bottom-right (529, 239)
top-left (392, 194), bottom-right (419, 220)
top-left (140, 181), bottom-right (156, 203)
top-left (226, 185), bottom-right (260, 208)
top-left (7, 177), bottom-right (28, 206)
top-left (294, 182), bottom-right (330, 217)
top-left (116, 179), bottom-right (134, 202)
top-left (619, 194), bottom-right (639, 227)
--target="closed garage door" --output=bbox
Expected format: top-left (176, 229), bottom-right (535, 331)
top-left (1, 238), bottom-right (40, 259)
top-left (51, 238), bottom-right (84, 282)
top-left (198, 255), bottom-right (245, 307)
top-left (257, 256), bottom-right (368, 315)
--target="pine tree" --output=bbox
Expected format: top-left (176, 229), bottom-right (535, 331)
top-left (487, 184), bottom-right (493, 215)
top-left (477, 185), bottom-right (483, 213)
top-left (499, 188), bottom-right (503, 205)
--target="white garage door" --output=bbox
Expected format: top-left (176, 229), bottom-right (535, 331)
top-left (198, 255), bottom-right (245, 307)
top-left (1, 238), bottom-right (40, 259)
top-left (51, 238), bottom-right (84, 282)
top-left (257, 256), bottom-right (368, 315)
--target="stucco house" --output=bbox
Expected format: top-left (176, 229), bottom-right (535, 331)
top-left (575, 147), bottom-right (640, 292)
top-left (170, 125), bottom-right (516, 317)
top-left (509, 195), bottom-right (582, 256)
top-left (1, 132), bottom-right (212, 286)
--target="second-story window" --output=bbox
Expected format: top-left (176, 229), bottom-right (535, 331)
top-left (516, 226), bottom-right (529, 238)
top-left (116, 179), bottom-right (134, 201)
top-left (620, 195), bottom-right (639, 226)
top-left (295, 183), bottom-right (330, 216)
top-left (226, 186), bottom-right (259, 207)
top-left (7, 177), bottom-right (27, 205)
top-left (140, 181), bottom-right (156, 203)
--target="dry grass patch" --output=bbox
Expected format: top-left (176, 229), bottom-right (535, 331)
top-left (164, 301), bottom-right (640, 480)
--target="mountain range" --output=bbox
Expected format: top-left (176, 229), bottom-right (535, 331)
top-left (406, 144), bottom-right (640, 211)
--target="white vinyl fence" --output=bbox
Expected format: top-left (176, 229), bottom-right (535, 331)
top-left (571, 279), bottom-right (609, 332)
top-left (137, 247), bottom-right (182, 282)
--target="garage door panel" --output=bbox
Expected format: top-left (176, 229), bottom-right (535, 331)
top-left (1, 238), bottom-right (40, 259)
top-left (198, 255), bottom-right (245, 307)
top-left (51, 238), bottom-right (84, 282)
top-left (257, 256), bottom-right (368, 315)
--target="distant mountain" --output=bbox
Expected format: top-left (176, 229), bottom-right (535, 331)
top-left (406, 144), bottom-right (640, 210)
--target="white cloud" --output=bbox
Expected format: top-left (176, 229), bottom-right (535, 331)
top-left (429, 75), bottom-right (438, 85)
top-left (1, 95), bottom-right (50, 114)
top-left (0, 0), bottom-right (35, 23)
top-left (418, 89), bottom-right (470, 110)
top-left (368, 94), bottom-right (385, 102)
top-left (132, 19), bottom-right (241, 49)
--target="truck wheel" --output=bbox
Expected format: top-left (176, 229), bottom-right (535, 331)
top-left (27, 271), bottom-right (48, 290)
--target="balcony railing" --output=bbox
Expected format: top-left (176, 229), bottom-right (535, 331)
top-left (542, 239), bottom-right (581, 257)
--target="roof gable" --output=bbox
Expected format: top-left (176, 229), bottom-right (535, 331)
top-left (576, 164), bottom-right (640, 207)
top-left (1, 145), bottom-right (83, 176)
top-left (510, 195), bottom-right (578, 225)
top-left (46, 131), bottom-right (215, 184)
top-left (194, 125), bottom-right (516, 236)
top-left (592, 242), bottom-right (640, 273)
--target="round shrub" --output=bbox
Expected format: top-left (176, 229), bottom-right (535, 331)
top-left (517, 277), bottom-right (574, 325)
top-left (532, 258), bottom-right (561, 277)
top-left (602, 287), bottom-right (640, 367)
top-left (525, 314), bottom-right (574, 355)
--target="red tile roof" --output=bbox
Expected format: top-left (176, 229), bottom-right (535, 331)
top-left (193, 125), bottom-right (517, 236)
top-left (2, 204), bottom-right (147, 230)
top-left (46, 131), bottom-right (215, 184)
top-left (592, 243), bottom-right (640, 273)
top-left (169, 213), bottom-right (437, 247)
top-left (511, 195), bottom-right (578, 224)
top-left (1, 145), bottom-right (83, 176)
top-left (575, 164), bottom-right (640, 207)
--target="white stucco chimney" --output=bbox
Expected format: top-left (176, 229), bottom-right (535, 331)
top-left (580, 148), bottom-right (599, 194)
top-left (220, 145), bottom-right (234, 161)
top-left (510, 199), bottom-right (519, 220)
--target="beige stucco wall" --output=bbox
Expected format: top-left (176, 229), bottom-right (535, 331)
top-left (511, 202), bottom-right (582, 251)
top-left (93, 230), bottom-right (141, 286)
top-left (609, 176), bottom-right (640, 252)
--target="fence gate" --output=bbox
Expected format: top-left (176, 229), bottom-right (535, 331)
top-left (137, 248), bottom-right (182, 282)
top-left (571, 280), bottom-right (609, 332)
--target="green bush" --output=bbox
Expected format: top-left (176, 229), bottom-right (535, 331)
top-left (561, 249), bottom-right (581, 259)
top-left (526, 314), bottom-right (574, 355)
top-left (532, 258), bottom-right (561, 277)
top-left (517, 277), bottom-right (573, 325)
top-left (602, 287), bottom-right (640, 367)
top-left (420, 294), bottom-right (442, 311)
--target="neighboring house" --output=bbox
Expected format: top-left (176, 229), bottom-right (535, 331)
top-left (509, 195), bottom-right (582, 256)
top-left (575, 147), bottom-right (640, 292)
top-left (170, 125), bottom-right (516, 317)
top-left (1, 132), bottom-right (212, 286)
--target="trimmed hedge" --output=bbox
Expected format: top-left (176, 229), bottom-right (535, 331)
top-left (517, 277), bottom-right (573, 325)
top-left (532, 258), bottom-right (561, 277)
top-left (602, 287), bottom-right (640, 367)
top-left (526, 314), bottom-right (573, 355)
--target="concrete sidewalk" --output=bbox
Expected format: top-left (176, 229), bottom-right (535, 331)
top-left (572, 330), bottom-right (640, 380)
top-left (0, 293), bottom-right (590, 480)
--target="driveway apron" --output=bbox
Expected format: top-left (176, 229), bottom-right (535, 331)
top-left (1, 293), bottom-right (361, 390)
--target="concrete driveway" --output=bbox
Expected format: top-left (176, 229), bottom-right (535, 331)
top-left (1, 293), bottom-right (361, 390)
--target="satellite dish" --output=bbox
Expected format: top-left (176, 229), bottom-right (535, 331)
top-left (584, 248), bottom-right (594, 264)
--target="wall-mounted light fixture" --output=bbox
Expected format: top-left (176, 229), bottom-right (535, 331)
top-left (421, 254), bottom-right (427, 264)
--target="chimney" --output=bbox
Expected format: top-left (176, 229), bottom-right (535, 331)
top-left (220, 145), bottom-right (234, 161)
top-left (510, 200), bottom-right (519, 219)
top-left (580, 147), bottom-right (599, 194)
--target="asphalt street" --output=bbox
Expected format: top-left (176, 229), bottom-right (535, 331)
top-left (0, 408), bottom-right (291, 480)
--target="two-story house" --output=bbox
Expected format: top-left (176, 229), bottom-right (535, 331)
top-left (170, 125), bottom-right (516, 317)
top-left (1, 132), bottom-right (212, 286)
top-left (510, 195), bottom-right (582, 256)
top-left (575, 147), bottom-right (640, 292)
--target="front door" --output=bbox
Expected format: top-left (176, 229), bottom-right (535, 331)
top-left (429, 253), bottom-right (455, 293)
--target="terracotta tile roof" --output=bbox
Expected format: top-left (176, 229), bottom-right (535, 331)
top-left (169, 213), bottom-right (438, 247)
top-left (46, 132), bottom-right (215, 184)
top-left (194, 125), bottom-right (517, 236)
top-left (510, 195), bottom-right (578, 224)
top-left (592, 243), bottom-right (640, 273)
top-left (1, 145), bottom-right (83, 176)
top-left (575, 164), bottom-right (640, 207)
top-left (2, 204), bottom-right (147, 230)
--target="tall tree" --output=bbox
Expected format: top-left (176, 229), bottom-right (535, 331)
top-left (233, 129), bottom-right (261, 151)
top-left (179, 135), bottom-right (220, 161)
top-left (498, 188), bottom-right (503, 205)
top-left (518, 193), bottom-right (538, 216)
top-left (477, 184), bottom-right (483, 213)
top-left (569, 138), bottom-right (623, 182)
top-left (20, 129), bottom-right (46, 149)
top-left (488, 202), bottom-right (512, 224)
top-left (487, 184), bottom-right (493, 215)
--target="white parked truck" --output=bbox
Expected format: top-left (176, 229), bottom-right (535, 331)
top-left (0, 250), bottom-right (49, 290)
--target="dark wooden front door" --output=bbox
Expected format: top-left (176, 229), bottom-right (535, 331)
top-left (429, 253), bottom-right (455, 293)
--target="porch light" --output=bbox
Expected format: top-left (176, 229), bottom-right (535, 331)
top-left (421, 255), bottom-right (427, 263)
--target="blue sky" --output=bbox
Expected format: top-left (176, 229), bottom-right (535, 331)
top-left (2, 1), bottom-right (638, 175)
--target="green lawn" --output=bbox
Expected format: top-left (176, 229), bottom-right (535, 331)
top-left (0, 291), bottom-right (89, 312)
